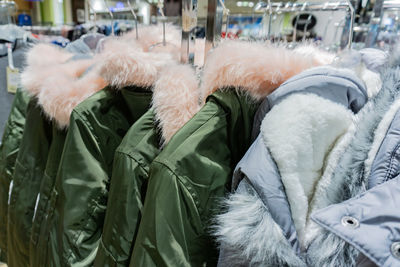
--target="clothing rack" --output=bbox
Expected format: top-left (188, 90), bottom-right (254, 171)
top-left (253, 1), bottom-right (353, 13)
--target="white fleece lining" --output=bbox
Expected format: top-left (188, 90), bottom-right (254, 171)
top-left (303, 118), bottom-right (358, 245)
top-left (261, 94), bottom-right (353, 249)
top-left (364, 98), bottom-right (400, 180)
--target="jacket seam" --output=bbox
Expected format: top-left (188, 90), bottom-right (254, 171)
top-left (383, 143), bottom-right (400, 183)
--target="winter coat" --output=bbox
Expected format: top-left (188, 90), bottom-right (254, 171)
top-left (0, 87), bottom-right (30, 262)
top-left (214, 64), bottom-right (391, 267)
top-left (39, 25), bottom-right (181, 267)
top-left (94, 64), bottom-right (200, 267)
top-left (7, 43), bottom-right (107, 267)
top-left (130, 41), bottom-right (334, 267)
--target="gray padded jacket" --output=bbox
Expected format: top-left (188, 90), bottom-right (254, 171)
top-left (214, 65), bottom-right (394, 267)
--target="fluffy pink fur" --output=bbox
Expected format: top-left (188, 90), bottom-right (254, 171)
top-left (21, 44), bottom-right (76, 96)
top-left (25, 43), bottom-right (73, 67)
top-left (97, 37), bottom-right (178, 88)
top-left (201, 41), bottom-right (333, 101)
top-left (21, 26), bottom-right (182, 129)
top-left (37, 61), bottom-right (107, 129)
top-left (121, 24), bottom-right (181, 55)
top-left (152, 64), bottom-right (200, 145)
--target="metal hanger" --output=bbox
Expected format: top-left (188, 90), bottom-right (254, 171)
top-left (149, 0), bottom-right (176, 50)
top-left (126, 0), bottom-right (138, 39)
top-left (102, 0), bottom-right (115, 36)
top-left (344, 0), bottom-right (355, 49)
top-left (218, 0), bottom-right (230, 40)
top-left (302, 14), bottom-right (313, 42)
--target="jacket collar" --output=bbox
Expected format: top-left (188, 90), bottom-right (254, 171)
top-left (217, 66), bottom-right (400, 266)
top-left (200, 41), bottom-right (334, 102)
top-left (21, 25), bottom-right (181, 129)
top-left (151, 41), bottom-right (333, 146)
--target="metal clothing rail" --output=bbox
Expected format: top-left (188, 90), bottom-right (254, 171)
top-left (253, 1), bottom-right (352, 13)
top-left (383, 0), bottom-right (400, 10)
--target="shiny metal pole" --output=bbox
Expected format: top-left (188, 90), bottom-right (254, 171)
top-left (204, 0), bottom-right (217, 62)
top-left (181, 0), bottom-right (198, 64)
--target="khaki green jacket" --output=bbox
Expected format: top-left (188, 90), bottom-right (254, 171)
top-left (94, 64), bottom-right (200, 267)
top-left (6, 43), bottom-right (106, 267)
top-left (0, 87), bottom-right (30, 262)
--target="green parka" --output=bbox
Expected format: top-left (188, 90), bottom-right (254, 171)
top-left (39, 34), bottom-right (180, 267)
top-left (130, 41), bottom-right (327, 266)
top-left (94, 64), bottom-right (200, 267)
top-left (6, 43), bottom-right (107, 267)
top-left (0, 87), bottom-right (30, 262)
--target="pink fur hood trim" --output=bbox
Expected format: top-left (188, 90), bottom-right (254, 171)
top-left (20, 25), bottom-right (181, 129)
top-left (97, 24), bottom-right (181, 89)
top-left (201, 41), bottom-right (334, 101)
top-left (21, 45), bottom-right (107, 129)
top-left (152, 64), bottom-right (200, 145)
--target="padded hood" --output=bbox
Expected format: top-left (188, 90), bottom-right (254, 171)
top-left (21, 25), bottom-right (181, 129)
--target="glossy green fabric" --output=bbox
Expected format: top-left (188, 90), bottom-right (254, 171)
top-left (94, 109), bottom-right (160, 267)
top-left (130, 90), bottom-right (259, 267)
top-left (41, 87), bottom-right (151, 267)
top-left (0, 88), bottom-right (30, 262)
top-left (7, 97), bottom-right (53, 267)
top-left (29, 126), bottom-right (67, 267)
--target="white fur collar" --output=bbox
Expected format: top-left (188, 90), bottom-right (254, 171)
top-left (200, 41), bottom-right (334, 102)
top-left (21, 25), bottom-right (181, 129)
top-left (261, 93), bottom-right (354, 249)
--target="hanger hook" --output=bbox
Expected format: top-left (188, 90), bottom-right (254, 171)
top-left (266, 0), bottom-right (272, 40)
top-left (344, 0), bottom-right (355, 49)
top-left (102, 0), bottom-right (114, 35)
top-left (218, 0), bottom-right (230, 40)
top-left (126, 0), bottom-right (138, 39)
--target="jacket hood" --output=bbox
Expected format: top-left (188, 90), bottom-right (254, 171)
top-left (152, 64), bottom-right (200, 145)
top-left (20, 25), bottom-right (181, 129)
top-left (97, 24), bottom-right (181, 89)
top-left (200, 41), bottom-right (334, 102)
top-left (306, 66), bottom-right (400, 266)
top-left (152, 41), bottom-right (333, 147)
top-left (214, 64), bottom-right (381, 266)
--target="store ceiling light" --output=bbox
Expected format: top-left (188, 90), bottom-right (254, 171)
top-left (236, 1), bottom-right (254, 7)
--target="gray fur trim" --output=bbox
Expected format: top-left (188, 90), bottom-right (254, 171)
top-left (307, 229), bottom-right (359, 267)
top-left (213, 180), bottom-right (306, 267)
top-left (308, 67), bottom-right (400, 266)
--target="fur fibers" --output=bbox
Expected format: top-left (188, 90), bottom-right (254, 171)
top-left (214, 180), bottom-right (307, 267)
top-left (152, 64), bottom-right (200, 145)
top-left (261, 94), bottom-right (354, 248)
top-left (20, 25), bottom-right (181, 129)
top-left (200, 41), bottom-right (334, 102)
top-left (306, 67), bottom-right (400, 266)
top-left (214, 68), bottom-right (400, 267)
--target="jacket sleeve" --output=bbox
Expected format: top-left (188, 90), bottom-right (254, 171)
top-left (94, 151), bottom-right (148, 267)
top-left (311, 174), bottom-right (400, 267)
top-left (0, 88), bottom-right (29, 260)
top-left (50, 110), bottom-right (108, 266)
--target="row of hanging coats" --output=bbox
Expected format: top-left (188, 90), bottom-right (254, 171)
top-left (0, 23), bottom-right (398, 267)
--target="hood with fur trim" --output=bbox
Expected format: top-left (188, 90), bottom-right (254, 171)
top-left (200, 41), bottom-right (334, 102)
top-left (21, 43), bottom-right (107, 129)
top-left (213, 60), bottom-right (381, 267)
top-left (21, 25), bottom-right (181, 129)
top-left (151, 41), bottom-right (333, 147)
top-left (97, 24), bottom-right (181, 89)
